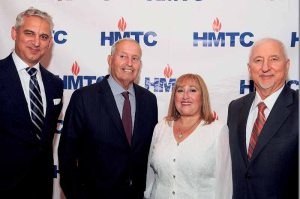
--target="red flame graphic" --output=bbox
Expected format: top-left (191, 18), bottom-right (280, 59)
top-left (212, 17), bottom-right (222, 32)
top-left (164, 64), bottom-right (173, 78)
top-left (118, 17), bottom-right (127, 32)
top-left (72, 61), bottom-right (80, 76)
top-left (213, 111), bottom-right (219, 120)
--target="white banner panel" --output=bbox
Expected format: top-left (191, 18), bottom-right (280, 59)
top-left (0, 1), bottom-right (298, 198)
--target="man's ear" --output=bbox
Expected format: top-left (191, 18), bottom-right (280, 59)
top-left (11, 26), bottom-right (17, 40)
top-left (48, 37), bottom-right (53, 49)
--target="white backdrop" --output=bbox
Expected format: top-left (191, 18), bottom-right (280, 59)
top-left (0, 1), bottom-right (299, 198)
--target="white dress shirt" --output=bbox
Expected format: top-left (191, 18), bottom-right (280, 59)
top-left (12, 51), bottom-right (47, 116)
top-left (245, 86), bottom-right (284, 151)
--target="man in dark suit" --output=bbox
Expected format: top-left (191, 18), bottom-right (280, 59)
top-left (58, 38), bottom-right (158, 199)
top-left (227, 38), bottom-right (298, 199)
top-left (0, 7), bottom-right (63, 199)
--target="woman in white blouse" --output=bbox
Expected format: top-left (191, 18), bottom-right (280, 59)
top-left (144, 73), bottom-right (232, 199)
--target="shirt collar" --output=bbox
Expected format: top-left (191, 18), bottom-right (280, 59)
top-left (12, 51), bottom-right (40, 72)
top-left (252, 85), bottom-right (284, 111)
top-left (107, 75), bottom-right (134, 96)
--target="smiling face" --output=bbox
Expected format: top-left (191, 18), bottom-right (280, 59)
top-left (248, 39), bottom-right (290, 99)
top-left (107, 39), bottom-right (142, 90)
top-left (11, 15), bottom-right (52, 67)
top-left (174, 79), bottom-right (202, 118)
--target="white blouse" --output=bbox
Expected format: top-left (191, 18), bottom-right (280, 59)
top-left (144, 119), bottom-right (232, 199)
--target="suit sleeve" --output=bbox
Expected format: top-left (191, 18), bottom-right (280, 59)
top-left (227, 101), bottom-right (233, 126)
top-left (58, 90), bottom-right (86, 199)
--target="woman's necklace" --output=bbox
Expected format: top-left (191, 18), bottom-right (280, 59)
top-left (177, 119), bottom-right (201, 139)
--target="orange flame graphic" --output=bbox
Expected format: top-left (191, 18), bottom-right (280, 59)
top-left (72, 61), bottom-right (80, 76)
top-left (164, 64), bottom-right (173, 78)
top-left (118, 17), bottom-right (127, 32)
top-left (212, 17), bottom-right (222, 32)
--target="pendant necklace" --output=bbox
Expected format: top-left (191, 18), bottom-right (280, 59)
top-left (178, 119), bottom-right (201, 139)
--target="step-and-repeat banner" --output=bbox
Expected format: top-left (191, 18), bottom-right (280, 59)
top-left (1, 1), bottom-right (298, 198)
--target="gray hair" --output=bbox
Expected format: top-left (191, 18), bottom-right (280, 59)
top-left (110, 38), bottom-right (142, 57)
top-left (249, 38), bottom-right (289, 61)
top-left (15, 7), bottom-right (54, 33)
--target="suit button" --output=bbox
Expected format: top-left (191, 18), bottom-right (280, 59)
top-left (245, 173), bottom-right (251, 179)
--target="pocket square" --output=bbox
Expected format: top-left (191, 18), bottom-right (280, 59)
top-left (53, 98), bottom-right (61, 105)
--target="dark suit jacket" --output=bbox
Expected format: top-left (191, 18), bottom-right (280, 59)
top-left (0, 54), bottom-right (63, 199)
top-left (227, 85), bottom-right (298, 199)
top-left (58, 75), bottom-right (158, 199)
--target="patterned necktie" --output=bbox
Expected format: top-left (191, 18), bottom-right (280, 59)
top-left (26, 67), bottom-right (44, 140)
top-left (122, 91), bottom-right (132, 145)
top-left (248, 102), bottom-right (267, 159)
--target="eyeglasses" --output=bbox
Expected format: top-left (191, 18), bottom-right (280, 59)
top-left (115, 53), bottom-right (141, 64)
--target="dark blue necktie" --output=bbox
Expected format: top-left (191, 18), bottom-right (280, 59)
top-left (26, 67), bottom-right (44, 139)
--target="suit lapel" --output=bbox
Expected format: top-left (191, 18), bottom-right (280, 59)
top-left (238, 94), bottom-right (255, 165)
top-left (100, 77), bottom-right (125, 139)
top-left (1, 55), bottom-right (31, 122)
top-left (40, 66), bottom-right (55, 141)
top-left (250, 86), bottom-right (294, 161)
top-left (0, 55), bottom-right (37, 143)
top-left (131, 84), bottom-right (143, 147)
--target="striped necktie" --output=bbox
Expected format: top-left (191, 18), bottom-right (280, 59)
top-left (248, 102), bottom-right (267, 160)
top-left (26, 67), bottom-right (44, 140)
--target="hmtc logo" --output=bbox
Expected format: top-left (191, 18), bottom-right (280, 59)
top-left (240, 80), bottom-right (299, 94)
top-left (193, 17), bottom-right (254, 47)
top-left (145, 65), bottom-right (176, 92)
top-left (53, 30), bottom-right (68, 44)
top-left (291, 32), bottom-right (299, 47)
top-left (62, 61), bottom-right (104, 90)
top-left (100, 17), bottom-right (158, 46)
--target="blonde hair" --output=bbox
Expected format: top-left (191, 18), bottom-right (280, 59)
top-left (165, 73), bottom-right (215, 125)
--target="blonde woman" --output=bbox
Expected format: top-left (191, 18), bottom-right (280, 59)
top-left (145, 73), bottom-right (232, 199)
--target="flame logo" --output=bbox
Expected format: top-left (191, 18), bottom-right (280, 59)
top-left (212, 17), bottom-right (222, 32)
top-left (72, 61), bottom-right (80, 76)
top-left (164, 64), bottom-right (173, 78)
top-left (213, 111), bottom-right (219, 120)
top-left (118, 17), bottom-right (127, 32)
